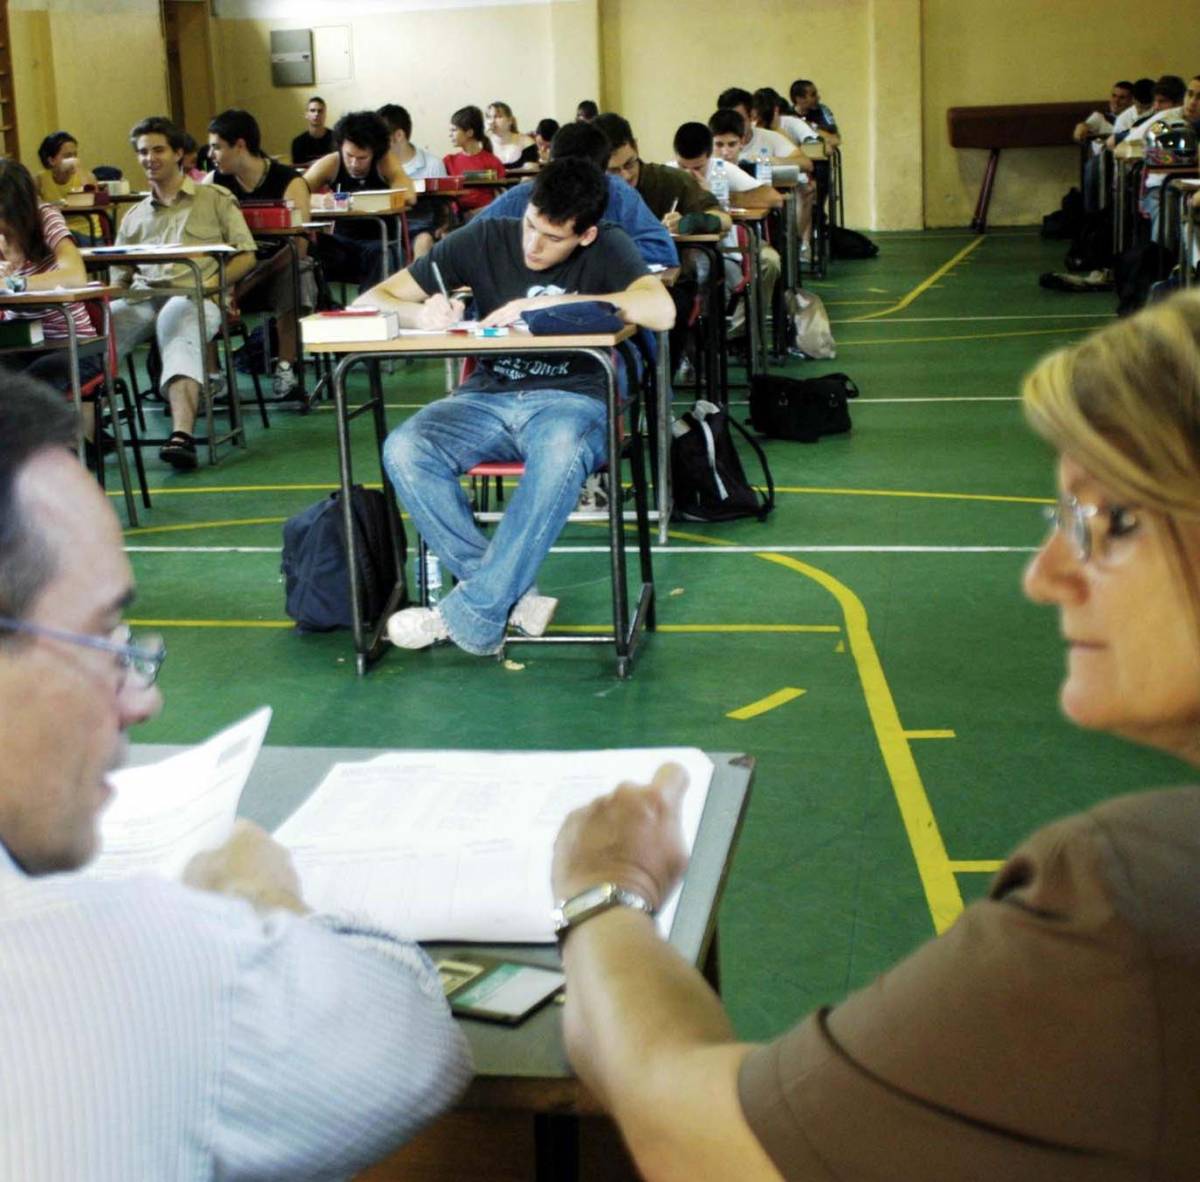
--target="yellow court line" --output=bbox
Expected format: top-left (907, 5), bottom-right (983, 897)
top-left (128, 618), bottom-right (293, 629)
top-left (125, 516), bottom-right (288, 536)
top-left (549, 623), bottom-right (839, 634)
top-left (726, 687), bottom-right (806, 720)
top-left (838, 326), bottom-right (1092, 347)
top-left (770, 485), bottom-right (1051, 506)
top-left (949, 860), bottom-right (1004, 874)
top-left (904, 729), bottom-right (956, 740)
top-left (848, 236), bottom-right (985, 322)
top-left (759, 553), bottom-right (963, 933)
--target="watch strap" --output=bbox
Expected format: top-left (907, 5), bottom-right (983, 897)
top-left (553, 881), bottom-right (654, 944)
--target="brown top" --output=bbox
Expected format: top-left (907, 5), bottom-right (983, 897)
top-left (739, 788), bottom-right (1200, 1181)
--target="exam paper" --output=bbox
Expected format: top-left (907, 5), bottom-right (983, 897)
top-left (86, 708), bottom-right (272, 881)
top-left (274, 747), bottom-right (713, 943)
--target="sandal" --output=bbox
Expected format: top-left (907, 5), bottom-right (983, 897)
top-left (159, 430), bottom-right (198, 471)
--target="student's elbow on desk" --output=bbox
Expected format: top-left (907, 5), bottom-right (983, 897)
top-left (622, 276), bottom-right (675, 332)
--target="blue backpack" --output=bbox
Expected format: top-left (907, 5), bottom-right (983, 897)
top-left (281, 486), bottom-right (406, 631)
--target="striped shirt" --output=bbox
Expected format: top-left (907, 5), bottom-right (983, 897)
top-left (0, 204), bottom-right (92, 340)
top-left (0, 841), bottom-right (472, 1180)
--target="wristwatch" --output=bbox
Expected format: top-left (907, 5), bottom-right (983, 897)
top-left (552, 882), bottom-right (654, 943)
top-left (5, 275), bottom-right (27, 293)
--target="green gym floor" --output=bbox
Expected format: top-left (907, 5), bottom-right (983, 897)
top-left (116, 228), bottom-right (1189, 1041)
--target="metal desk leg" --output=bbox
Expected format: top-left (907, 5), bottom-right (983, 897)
top-left (745, 225), bottom-right (766, 377)
top-left (653, 328), bottom-right (672, 544)
top-left (783, 187), bottom-right (798, 294)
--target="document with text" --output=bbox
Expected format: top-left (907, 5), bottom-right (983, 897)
top-left (273, 747), bottom-right (714, 944)
top-left (86, 708), bottom-right (272, 881)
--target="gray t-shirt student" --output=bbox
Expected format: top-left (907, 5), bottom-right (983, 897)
top-left (407, 217), bottom-right (647, 401)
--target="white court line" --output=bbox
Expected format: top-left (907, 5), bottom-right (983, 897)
top-left (834, 313), bottom-right (1113, 324)
top-left (126, 544), bottom-right (1038, 556)
top-left (856, 395), bottom-right (1020, 403)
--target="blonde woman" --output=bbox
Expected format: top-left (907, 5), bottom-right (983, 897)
top-left (486, 101), bottom-right (538, 169)
top-left (549, 294), bottom-right (1200, 1180)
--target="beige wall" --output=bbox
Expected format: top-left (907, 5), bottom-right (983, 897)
top-left (11, 0), bottom-right (169, 178)
top-left (11, 0), bottom-right (1200, 228)
top-left (922, 0), bottom-right (1200, 227)
top-left (213, 2), bottom-right (595, 162)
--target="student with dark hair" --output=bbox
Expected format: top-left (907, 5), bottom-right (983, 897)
top-left (790, 78), bottom-right (840, 143)
top-left (33, 129), bottom-right (98, 241)
top-left (576, 99), bottom-right (599, 122)
top-left (474, 121), bottom-right (677, 269)
top-left (108, 115), bottom-right (257, 469)
top-left (291, 95), bottom-right (333, 166)
top-left (304, 110), bottom-right (415, 287)
top-left (206, 108), bottom-right (313, 397)
top-left (378, 102), bottom-right (448, 259)
top-left (356, 157), bottom-right (674, 658)
top-left (534, 117), bottom-right (560, 163)
top-left (0, 159), bottom-right (98, 413)
top-left (444, 105), bottom-right (506, 215)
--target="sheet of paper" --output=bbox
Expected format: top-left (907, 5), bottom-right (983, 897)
top-left (86, 708), bottom-right (272, 881)
top-left (274, 747), bottom-right (713, 943)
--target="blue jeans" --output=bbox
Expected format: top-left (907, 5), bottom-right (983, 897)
top-left (383, 387), bottom-right (609, 655)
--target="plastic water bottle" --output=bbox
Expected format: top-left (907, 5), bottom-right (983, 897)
top-left (425, 552), bottom-right (442, 606)
top-left (710, 158), bottom-right (730, 211)
top-left (756, 146), bottom-right (773, 186)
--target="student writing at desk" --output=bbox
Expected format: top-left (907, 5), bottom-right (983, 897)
top-left (356, 158), bottom-right (674, 656)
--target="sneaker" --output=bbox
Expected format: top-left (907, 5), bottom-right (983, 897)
top-left (509, 592), bottom-right (558, 637)
top-left (159, 430), bottom-right (198, 471)
top-left (204, 372), bottom-right (228, 406)
top-left (271, 360), bottom-right (299, 399)
top-left (576, 473), bottom-right (609, 512)
top-left (673, 355), bottom-right (695, 384)
top-left (386, 606), bottom-right (450, 650)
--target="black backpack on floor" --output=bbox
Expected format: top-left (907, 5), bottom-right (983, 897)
top-left (671, 401), bottom-right (774, 523)
top-left (830, 226), bottom-right (879, 259)
top-left (749, 373), bottom-right (859, 443)
top-left (281, 486), bottom-right (406, 631)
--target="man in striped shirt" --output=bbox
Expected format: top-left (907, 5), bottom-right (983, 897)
top-left (0, 377), bottom-right (472, 1179)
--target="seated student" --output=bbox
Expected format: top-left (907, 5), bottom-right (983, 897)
top-left (789, 78), bottom-right (840, 147)
top-left (378, 102), bottom-right (448, 261)
top-left (753, 87), bottom-right (822, 147)
top-left (0, 377), bottom-right (472, 1178)
top-left (291, 95), bottom-right (334, 166)
top-left (179, 133), bottom-right (208, 182)
top-left (1072, 79), bottom-right (1135, 145)
top-left (358, 158), bottom-right (674, 656)
top-left (109, 116), bottom-right (257, 470)
top-left (1117, 74), bottom-right (1186, 144)
top-left (206, 108), bottom-right (313, 399)
top-left (550, 295), bottom-right (1200, 1182)
top-left (0, 159), bottom-right (100, 434)
top-left (1106, 77), bottom-right (1156, 145)
top-left (678, 115), bottom-right (783, 336)
top-left (474, 121), bottom-right (678, 271)
top-left (443, 105), bottom-right (507, 217)
top-left (576, 100), bottom-right (599, 123)
top-left (534, 118), bottom-right (560, 163)
top-left (487, 101), bottom-right (540, 169)
top-left (34, 130), bottom-right (98, 243)
top-left (304, 110), bottom-right (416, 288)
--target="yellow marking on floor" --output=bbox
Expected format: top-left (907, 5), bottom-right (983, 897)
top-left (824, 299), bottom-right (894, 306)
top-left (904, 729), bottom-right (956, 740)
top-left (949, 860), bottom-right (1004, 874)
top-left (760, 553), bottom-right (962, 933)
top-left (124, 516), bottom-right (288, 536)
top-left (848, 236), bottom-right (985, 322)
top-left (838, 326), bottom-right (1092, 346)
top-left (834, 639), bottom-right (845, 653)
top-left (726, 687), bottom-right (806, 720)
top-left (127, 618), bottom-right (293, 629)
top-left (770, 485), bottom-right (1050, 506)
top-left (549, 623), bottom-right (839, 634)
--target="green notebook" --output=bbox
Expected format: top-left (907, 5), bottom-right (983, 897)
top-left (0, 319), bottom-right (46, 348)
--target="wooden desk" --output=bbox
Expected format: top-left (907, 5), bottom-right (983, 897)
top-left (126, 741), bottom-right (755, 1182)
top-left (82, 243), bottom-right (246, 465)
top-left (0, 283), bottom-right (140, 524)
top-left (304, 325), bottom-right (655, 677)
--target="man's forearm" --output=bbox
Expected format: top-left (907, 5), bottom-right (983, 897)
top-left (608, 279), bottom-right (675, 332)
top-left (221, 252), bottom-right (258, 288)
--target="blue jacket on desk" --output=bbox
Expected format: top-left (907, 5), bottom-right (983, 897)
top-left (474, 174), bottom-right (680, 270)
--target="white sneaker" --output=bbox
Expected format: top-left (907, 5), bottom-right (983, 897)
top-left (509, 592), bottom-right (558, 637)
top-left (576, 473), bottom-right (608, 512)
top-left (272, 361), bottom-right (299, 399)
top-left (386, 606), bottom-right (450, 649)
